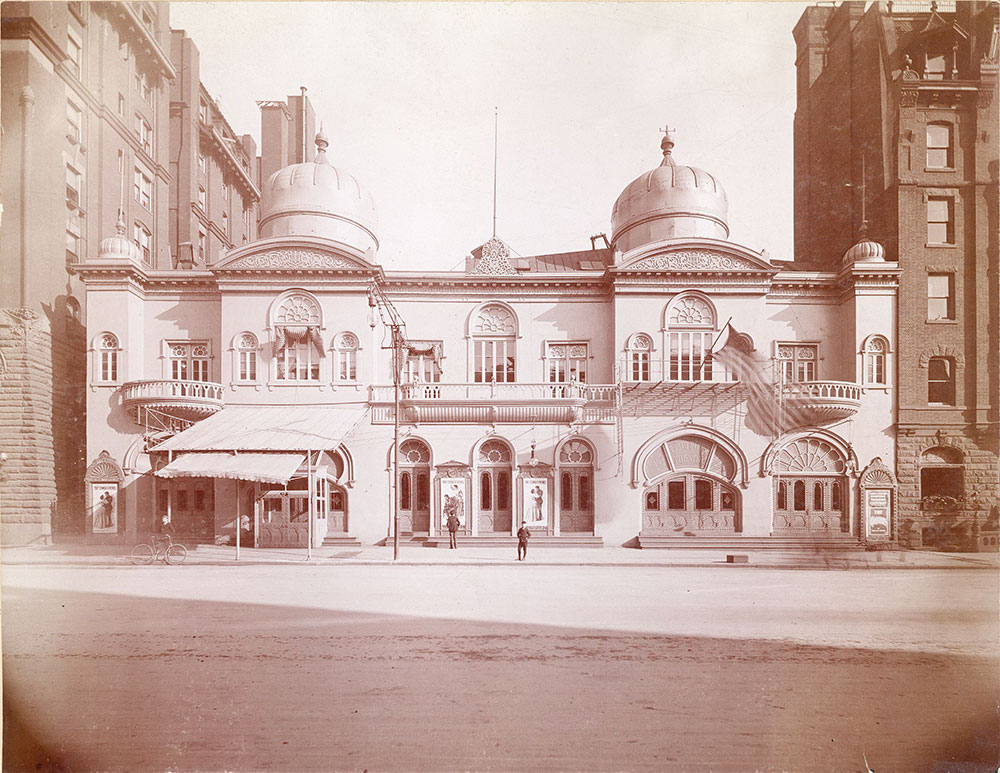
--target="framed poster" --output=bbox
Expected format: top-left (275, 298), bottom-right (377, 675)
top-left (865, 489), bottom-right (891, 540)
top-left (91, 483), bottom-right (119, 534)
top-left (522, 478), bottom-right (548, 527)
top-left (440, 477), bottom-right (467, 528)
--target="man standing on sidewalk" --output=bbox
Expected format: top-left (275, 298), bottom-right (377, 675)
top-left (517, 521), bottom-right (531, 561)
top-left (446, 512), bottom-right (460, 549)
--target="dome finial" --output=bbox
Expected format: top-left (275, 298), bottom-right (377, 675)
top-left (659, 124), bottom-right (676, 167)
top-left (314, 125), bottom-right (330, 165)
top-left (115, 208), bottom-right (127, 236)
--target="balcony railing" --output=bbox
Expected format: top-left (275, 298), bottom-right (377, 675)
top-left (780, 380), bottom-right (864, 425)
top-left (122, 379), bottom-right (225, 422)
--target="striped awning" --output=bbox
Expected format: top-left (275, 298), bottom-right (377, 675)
top-left (154, 452), bottom-right (305, 484)
top-left (154, 405), bottom-right (367, 452)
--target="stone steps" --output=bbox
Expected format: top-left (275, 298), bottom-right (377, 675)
top-left (638, 534), bottom-right (863, 550)
top-left (398, 534), bottom-right (604, 549)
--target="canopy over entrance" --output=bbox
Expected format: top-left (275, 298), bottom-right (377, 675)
top-left (155, 452), bottom-right (305, 485)
top-left (155, 405), bottom-right (366, 452)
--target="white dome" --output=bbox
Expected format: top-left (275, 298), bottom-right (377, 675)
top-left (258, 132), bottom-right (378, 253)
top-left (611, 129), bottom-right (729, 255)
top-left (98, 212), bottom-right (142, 262)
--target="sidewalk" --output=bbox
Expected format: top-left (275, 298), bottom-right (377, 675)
top-left (3, 542), bottom-right (999, 570)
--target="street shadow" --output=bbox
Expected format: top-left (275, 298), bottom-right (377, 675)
top-left (2, 586), bottom-right (998, 773)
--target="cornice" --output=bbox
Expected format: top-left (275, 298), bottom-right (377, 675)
top-left (102, 3), bottom-right (177, 81)
top-left (1, 16), bottom-right (67, 68)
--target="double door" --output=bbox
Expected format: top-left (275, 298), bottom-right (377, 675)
top-left (478, 468), bottom-right (512, 534)
top-left (398, 469), bottom-right (430, 534)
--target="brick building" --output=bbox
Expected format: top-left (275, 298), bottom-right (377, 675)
top-left (793, 0), bottom-right (999, 548)
top-left (0, 2), bottom-right (258, 544)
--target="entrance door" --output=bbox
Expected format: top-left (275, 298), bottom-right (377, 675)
top-left (477, 439), bottom-right (514, 534)
top-left (328, 486), bottom-right (347, 533)
top-left (478, 468), bottom-right (512, 533)
top-left (398, 439), bottom-right (432, 534)
top-left (774, 477), bottom-right (846, 533)
top-left (560, 469), bottom-right (594, 532)
top-left (642, 474), bottom-right (740, 534)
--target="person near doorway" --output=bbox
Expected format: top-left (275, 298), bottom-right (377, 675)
top-left (446, 512), bottom-right (461, 549)
top-left (517, 520), bottom-right (531, 561)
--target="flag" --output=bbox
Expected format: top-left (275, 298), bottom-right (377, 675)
top-left (713, 323), bottom-right (814, 435)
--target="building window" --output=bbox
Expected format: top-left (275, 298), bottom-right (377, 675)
top-left (777, 344), bottom-right (818, 383)
top-left (924, 52), bottom-right (947, 80)
top-left (198, 153), bottom-right (207, 175)
top-left (695, 479), bottom-right (712, 510)
top-left (118, 93), bottom-right (126, 117)
top-left (199, 100), bottom-right (210, 124)
top-left (197, 186), bottom-right (207, 211)
top-left (119, 38), bottom-right (128, 61)
top-left (627, 333), bottom-right (653, 382)
top-left (236, 333), bottom-right (258, 382)
top-left (197, 229), bottom-right (206, 261)
top-left (863, 336), bottom-right (889, 386)
top-left (135, 69), bottom-right (151, 103)
top-left (66, 164), bottom-right (83, 211)
top-left (926, 197), bottom-right (954, 245)
top-left (667, 480), bottom-right (685, 510)
top-left (97, 334), bottom-right (120, 383)
top-left (276, 340), bottom-right (320, 382)
top-left (67, 100), bottom-right (83, 143)
top-left (471, 304), bottom-right (517, 383)
top-left (927, 273), bottom-right (955, 321)
top-left (927, 357), bottom-right (956, 405)
top-left (667, 295), bottom-right (715, 381)
top-left (243, 208), bottom-right (252, 241)
top-left (66, 226), bottom-right (81, 266)
top-left (926, 124), bottom-right (952, 169)
top-left (169, 343), bottom-right (211, 382)
top-left (133, 222), bottom-right (151, 264)
top-left (221, 184), bottom-right (230, 202)
top-left (134, 114), bottom-right (152, 155)
top-left (66, 33), bottom-right (82, 77)
top-left (405, 343), bottom-right (441, 383)
top-left (221, 211), bottom-right (229, 237)
top-left (546, 342), bottom-right (588, 383)
top-left (335, 333), bottom-right (359, 382)
top-left (273, 293), bottom-right (323, 383)
top-left (133, 167), bottom-right (152, 210)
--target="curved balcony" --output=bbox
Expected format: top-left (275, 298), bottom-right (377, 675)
top-left (122, 379), bottom-right (225, 422)
top-left (780, 381), bottom-right (864, 425)
top-left (370, 382), bottom-right (616, 424)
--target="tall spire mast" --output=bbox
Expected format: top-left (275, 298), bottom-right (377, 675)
top-left (492, 107), bottom-right (498, 238)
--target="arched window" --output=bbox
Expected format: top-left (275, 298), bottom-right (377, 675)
top-left (863, 336), bottom-right (888, 386)
top-left (927, 357), bottom-right (955, 405)
top-left (793, 480), bottom-right (806, 511)
top-left (666, 294), bottom-right (715, 382)
top-left (926, 123), bottom-right (952, 169)
top-left (400, 472), bottom-right (411, 510)
top-left (480, 471), bottom-right (492, 509)
top-left (470, 303), bottom-right (517, 383)
top-left (626, 333), bottom-right (653, 382)
top-left (334, 332), bottom-right (359, 383)
top-left (813, 482), bottom-right (824, 511)
top-left (272, 292), bottom-right (323, 382)
top-left (831, 481), bottom-right (842, 511)
top-left (97, 333), bottom-right (120, 383)
top-left (561, 472), bottom-right (573, 509)
top-left (236, 333), bottom-right (258, 382)
top-left (777, 481), bottom-right (787, 510)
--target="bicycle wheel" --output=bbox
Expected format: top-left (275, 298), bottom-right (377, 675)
top-left (164, 544), bottom-right (188, 565)
top-left (130, 544), bottom-right (155, 565)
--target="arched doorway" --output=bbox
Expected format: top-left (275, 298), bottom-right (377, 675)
top-left (640, 435), bottom-right (741, 534)
top-left (558, 438), bottom-right (595, 533)
top-left (398, 438), bottom-right (431, 534)
top-left (476, 438), bottom-right (513, 534)
top-left (772, 437), bottom-right (849, 534)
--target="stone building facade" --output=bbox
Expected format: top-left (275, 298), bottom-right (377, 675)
top-left (793, 0), bottom-right (999, 549)
top-left (72, 126), bottom-right (903, 550)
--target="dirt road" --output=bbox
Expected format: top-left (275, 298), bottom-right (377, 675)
top-left (3, 564), bottom-right (997, 771)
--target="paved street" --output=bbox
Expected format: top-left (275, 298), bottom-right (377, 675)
top-left (3, 562), bottom-right (998, 772)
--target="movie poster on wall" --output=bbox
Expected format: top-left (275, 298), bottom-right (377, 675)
top-left (91, 483), bottom-right (119, 533)
top-left (440, 478), bottom-right (467, 528)
top-left (522, 478), bottom-right (548, 527)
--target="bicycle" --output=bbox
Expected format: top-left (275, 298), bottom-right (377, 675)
top-left (130, 534), bottom-right (188, 565)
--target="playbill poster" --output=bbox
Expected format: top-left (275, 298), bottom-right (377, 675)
top-left (522, 478), bottom-right (548, 527)
top-left (440, 477), bottom-right (467, 527)
top-left (90, 483), bottom-right (118, 534)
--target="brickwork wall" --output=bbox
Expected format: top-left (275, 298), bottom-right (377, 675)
top-left (0, 309), bottom-right (57, 543)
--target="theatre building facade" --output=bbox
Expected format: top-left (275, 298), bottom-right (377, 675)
top-left (74, 128), bottom-right (905, 549)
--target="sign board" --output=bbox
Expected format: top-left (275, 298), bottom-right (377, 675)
top-left (865, 489), bottom-right (892, 541)
top-left (90, 483), bottom-right (119, 534)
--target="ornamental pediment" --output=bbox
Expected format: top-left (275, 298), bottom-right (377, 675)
top-left (615, 241), bottom-right (776, 275)
top-left (213, 238), bottom-right (380, 274)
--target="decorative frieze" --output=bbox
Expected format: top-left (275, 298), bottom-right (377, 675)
top-left (221, 249), bottom-right (361, 271)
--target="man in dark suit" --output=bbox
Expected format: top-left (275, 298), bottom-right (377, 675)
top-left (517, 521), bottom-right (531, 561)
